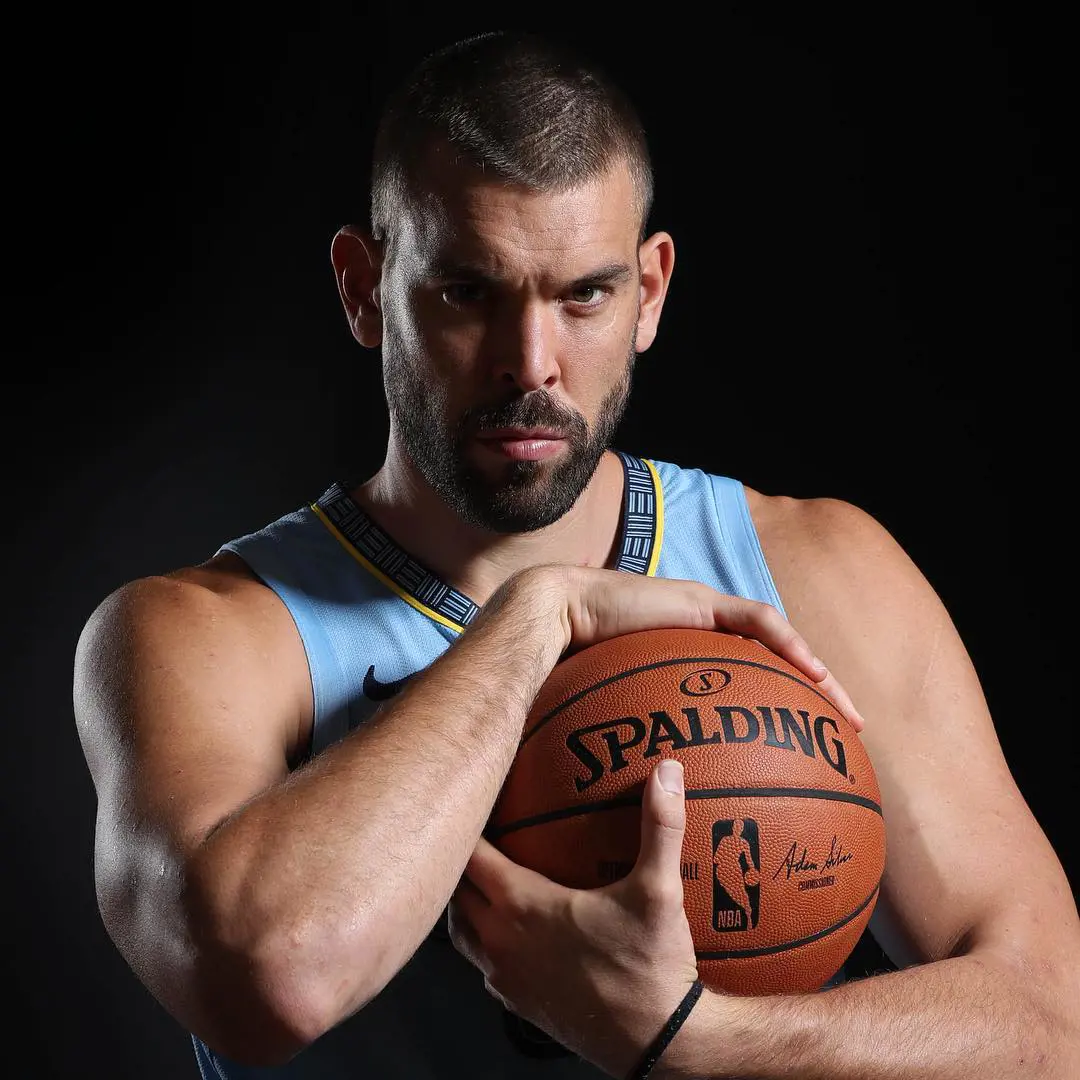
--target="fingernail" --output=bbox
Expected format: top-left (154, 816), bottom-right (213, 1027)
top-left (812, 656), bottom-right (827, 676)
top-left (658, 759), bottom-right (684, 793)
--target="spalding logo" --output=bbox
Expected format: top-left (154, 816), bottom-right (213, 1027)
top-left (565, 706), bottom-right (848, 792)
top-left (679, 669), bottom-right (732, 696)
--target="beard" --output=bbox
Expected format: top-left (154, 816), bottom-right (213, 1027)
top-left (384, 333), bottom-right (636, 533)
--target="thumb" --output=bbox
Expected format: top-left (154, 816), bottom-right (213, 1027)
top-left (632, 758), bottom-right (687, 889)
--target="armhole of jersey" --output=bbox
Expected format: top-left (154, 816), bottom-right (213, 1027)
top-left (707, 477), bottom-right (787, 618)
top-left (218, 540), bottom-right (348, 746)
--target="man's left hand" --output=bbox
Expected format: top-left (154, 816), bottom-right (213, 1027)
top-left (448, 758), bottom-right (700, 1078)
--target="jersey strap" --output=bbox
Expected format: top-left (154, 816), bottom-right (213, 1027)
top-left (310, 451), bottom-right (663, 634)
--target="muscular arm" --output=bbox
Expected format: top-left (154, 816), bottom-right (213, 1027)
top-left (75, 557), bottom-right (827, 1069)
top-left (663, 496), bottom-right (1080, 1079)
top-left (74, 559), bottom-right (565, 1066)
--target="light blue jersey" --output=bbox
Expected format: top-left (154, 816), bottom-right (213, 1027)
top-left (195, 452), bottom-right (788, 1079)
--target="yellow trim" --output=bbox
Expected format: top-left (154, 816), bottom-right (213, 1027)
top-left (310, 453), bottom-right (661, 628)
top-left (309, 502), bottom-right (465, 634)
top-left (642, 458), bottom-right (665, 576)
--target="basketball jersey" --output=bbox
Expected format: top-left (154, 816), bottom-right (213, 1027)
top-left (192, 452), bottom-right (787, 1080)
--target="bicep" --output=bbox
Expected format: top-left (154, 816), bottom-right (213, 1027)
top-left (767, 499), bottom-right (1078, 971)
top-left (860, 606), bottom-right (1073, 969)
top-left (73, 574), bottom-right (308, 1012)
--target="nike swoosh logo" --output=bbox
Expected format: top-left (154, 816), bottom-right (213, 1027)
top-left (362, 665), bottom-right (416, 701)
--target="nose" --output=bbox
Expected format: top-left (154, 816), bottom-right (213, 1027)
top-left (491, 298), bottom-right (560, 392)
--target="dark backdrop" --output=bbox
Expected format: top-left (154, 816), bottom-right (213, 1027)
top-left (5, 6), bottom-right (1075, 1077)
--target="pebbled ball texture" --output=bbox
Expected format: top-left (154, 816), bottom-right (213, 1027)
top-left (488, 627), bottom-right (886, 995)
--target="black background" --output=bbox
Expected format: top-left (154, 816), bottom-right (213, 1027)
top-left (4, 5), bottom-right (1076, 1077)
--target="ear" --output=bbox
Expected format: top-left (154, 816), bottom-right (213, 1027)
top-left (634, 230), bottom-right (675, 352)
top-left (330, 225), bottom-right (384, 347)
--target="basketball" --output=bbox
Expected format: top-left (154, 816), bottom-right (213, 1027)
top-left (487, 627), bottom-right (886, 995)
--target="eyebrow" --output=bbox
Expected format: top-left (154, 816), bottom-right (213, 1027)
top-left (425, 260), bottom-right (636, 290)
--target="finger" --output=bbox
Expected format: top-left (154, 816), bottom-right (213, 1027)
top-left (565, 571), bottom-right (867, 731)
top-left (630, 759), bottom-right (687, 894)
top-left (710, 596), bottom-right (867, 732)
top-left (467, 834), bottom-right (559, 905)
top-left (814, 667), bottom-right (866, 733)
top-left (711, 595), bottom-right (827, 680)
top-left (564, 571), bottom-right (771, 651)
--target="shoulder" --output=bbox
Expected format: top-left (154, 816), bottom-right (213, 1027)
top-left (78, 552), bottom-right (284, 648)
top-left (742, 487), bottom-right (952, 691)
top-left (75, 553), bottom-right (312, 762)
top-left (76, 550), bottom-right (305, 675)
top-left (744, 486), bottom-right (889, 553)
top-left (744, 487), bottom-right (918, 592)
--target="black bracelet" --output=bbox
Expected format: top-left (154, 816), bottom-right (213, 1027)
top-left (625, 979), bottom-right (705, 1080)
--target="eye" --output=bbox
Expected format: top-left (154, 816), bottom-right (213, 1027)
top-left (565, 284), bottom-right (607, 307)
top-left (441, 282), bottom-right (486, 308)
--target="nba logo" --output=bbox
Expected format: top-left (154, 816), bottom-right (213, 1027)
top-left (712, 818), bottom-right (761, 931)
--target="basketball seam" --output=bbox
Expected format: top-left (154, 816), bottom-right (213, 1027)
top-left (522, 654), bottom-right (844, 747)
top-left (487, 786), bottom-right (883, 839)
top-left (696, 884), bottom-right (881, 960)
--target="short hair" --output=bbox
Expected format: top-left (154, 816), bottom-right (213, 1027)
top-left (370, 31), bottom-right (654, 246)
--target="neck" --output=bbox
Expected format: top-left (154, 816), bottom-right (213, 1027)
top-left (351, 448), bottom-right (625, 606)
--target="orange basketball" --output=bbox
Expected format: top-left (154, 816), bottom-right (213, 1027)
top-left (487, 627), bottom-right (886, 995)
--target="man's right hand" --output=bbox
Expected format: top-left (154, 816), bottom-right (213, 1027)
top-left (479, 564), bottom-right (865, 732)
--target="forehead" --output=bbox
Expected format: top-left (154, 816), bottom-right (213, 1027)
top-left (392, 152), bottom-right (640, 275)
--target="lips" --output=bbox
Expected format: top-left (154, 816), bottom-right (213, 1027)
top-left (473, 428), bottom-right (568, 462)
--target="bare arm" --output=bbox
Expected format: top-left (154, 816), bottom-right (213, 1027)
top-left (74, 559), bottom-right (569, 1065)
top-left (75, 558), bottom-right (835, 1067)
top-left (662, 496), bottom-right (1080, 1078)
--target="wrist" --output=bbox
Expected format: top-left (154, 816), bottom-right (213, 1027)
top-left (488, 564), bottom-right (575, 654)
top-left (625, 979), bottom-right (705, 1080)
top-left (469, 565), bottom-right (571, 694)
top-left (650, 985), bottom-right (728, 1080)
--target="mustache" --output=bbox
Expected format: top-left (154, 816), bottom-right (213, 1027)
top-left (461, 392), bottom-right (585, 437)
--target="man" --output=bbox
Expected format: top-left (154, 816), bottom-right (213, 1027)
top-left (73, 29), bottom-right (1078, 1080)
